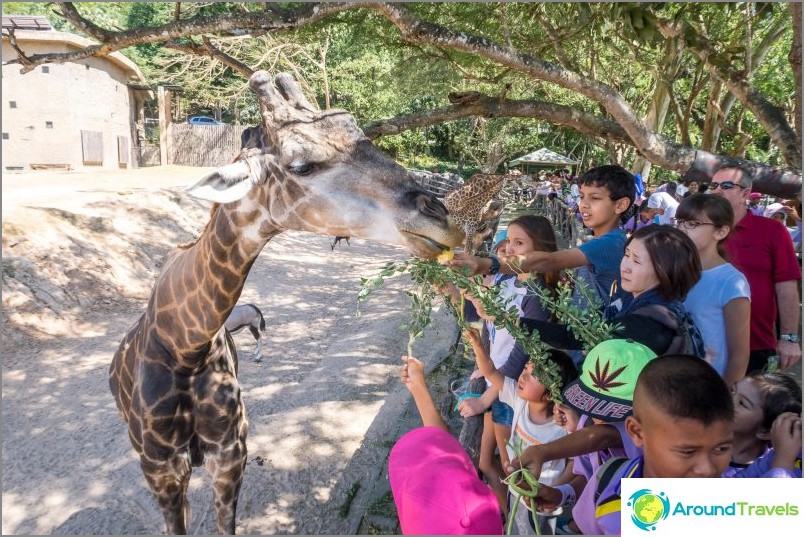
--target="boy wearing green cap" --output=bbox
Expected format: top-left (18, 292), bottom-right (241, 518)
top-left (526, 354), bottom-right (734, 535)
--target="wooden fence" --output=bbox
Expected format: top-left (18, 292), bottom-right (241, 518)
top-left (168, 124), bottom-right (245, 167)
top-left (408, 169), bottom-right (463, 198)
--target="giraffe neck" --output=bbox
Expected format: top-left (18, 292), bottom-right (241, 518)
top-left (149, 204), bottom-right (277, 366)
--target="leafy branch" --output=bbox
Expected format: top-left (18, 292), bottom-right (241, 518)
top-left (358, 258), bottom-right (564, 403)
top-left (502, 438), bottom-right (542, 535)
top-left (524, 275), bottom-right (623, 352)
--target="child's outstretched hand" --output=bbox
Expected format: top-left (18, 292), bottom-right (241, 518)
top-left (449, 253), bottom-right (489, 277)
top-left (401, 356), bottom-right (427, 393)
top-left (770, 411), bottom-right (802, 470)
top-left (457, 397), bottom-right (486, 418)
top-left (463, 327), bottom-right (483, 348)
top-left (506, 445), bottom-right (545, 481)
top-left (553, 403), bottom-right (581, 432)
top-left (531, 483), bottom-right (563, 512)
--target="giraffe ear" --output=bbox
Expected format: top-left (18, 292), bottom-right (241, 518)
top-left (185, 158), bottom-right (264, 203)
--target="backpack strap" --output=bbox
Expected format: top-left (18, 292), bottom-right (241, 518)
top-left (593, 457), bottom-right (630, 521)
top-left (594, 456), bottom-right (629, 502)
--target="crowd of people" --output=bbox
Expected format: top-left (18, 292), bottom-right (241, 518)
top-left (389, 164), bottom-right (802, 535)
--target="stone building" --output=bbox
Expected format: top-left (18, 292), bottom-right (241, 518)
top-left (1, 15), bottom-right (151, 171)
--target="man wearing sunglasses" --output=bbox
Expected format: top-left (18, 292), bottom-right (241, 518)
top-left (708, 167), bottom-right (802, 373)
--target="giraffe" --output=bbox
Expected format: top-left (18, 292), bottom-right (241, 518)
top-left (443, 173), bottom-right (507, 254)
top-left (108, 71), bottom-right (463, 535)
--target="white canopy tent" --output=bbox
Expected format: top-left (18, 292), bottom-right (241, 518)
top-left (509, 147), bottom-right (579, 175)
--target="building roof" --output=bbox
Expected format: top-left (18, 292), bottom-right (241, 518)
top-left (2, 15), bottom-right (52, 31)
top-left (2, 24), bottom-right (147, 85)
top-left (509, 147), bottom-right (579, 166)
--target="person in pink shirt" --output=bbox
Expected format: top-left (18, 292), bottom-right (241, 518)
top-left (747, 191), bottom-right (765, 216)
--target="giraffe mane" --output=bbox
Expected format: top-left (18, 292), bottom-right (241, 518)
top-left (177, 203), bottom-right (221, 250)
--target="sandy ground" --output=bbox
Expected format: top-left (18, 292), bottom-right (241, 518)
top-left (1, 166), bottom-right (459, 535)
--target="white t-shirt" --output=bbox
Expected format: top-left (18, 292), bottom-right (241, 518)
top-left (683, 263), bottom-right (751, 376)
top-left (647, 191), bottom-right (679, 225)
top-left (487, 275), bottom-right (528, 370)
top-left (500, 377), bottom-right (567, 485)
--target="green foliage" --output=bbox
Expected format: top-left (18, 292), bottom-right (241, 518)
top-left (6, 2), bottom-right (795, 172)
top-left (503, 438), bottom-right (542, 535)
top-left (527, 276), bottom-right (622, 352)
top-left (360, 259), bottom-right (562, 404)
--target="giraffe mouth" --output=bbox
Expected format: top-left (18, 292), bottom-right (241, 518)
top-left (400, 231), bottom-right (450, 259)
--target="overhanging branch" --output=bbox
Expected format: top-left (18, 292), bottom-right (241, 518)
top-left (5, 2), bottom-right (354, 73)
top-left (166, 37), bottom-right (254, 78)
top-left (655, 15), bottom-right (801, 171)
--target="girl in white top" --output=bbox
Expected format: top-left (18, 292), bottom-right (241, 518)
top-left (456, 217), bottom-right (561, 512)
top-left (676, 194), bottom-right (751, 387)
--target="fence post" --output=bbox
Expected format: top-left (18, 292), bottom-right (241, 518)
top-left (158, 86), bottom-right (172, 166)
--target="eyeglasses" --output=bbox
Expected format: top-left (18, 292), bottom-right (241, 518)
top-left (708, 181), bottom-right (746, 191)
top-left (672, 218), bottom-right (717, 230)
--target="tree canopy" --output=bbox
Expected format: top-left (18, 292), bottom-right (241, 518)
top-left (3, 2), bottom-right (801, 197)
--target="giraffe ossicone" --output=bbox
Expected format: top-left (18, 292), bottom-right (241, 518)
top-left (109, 71), bottom-right (463, 535)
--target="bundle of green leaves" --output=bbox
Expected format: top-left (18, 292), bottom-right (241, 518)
top-left (359, 258), bottom-right (618, 403)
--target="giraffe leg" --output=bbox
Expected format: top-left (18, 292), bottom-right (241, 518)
top-left (141, 454), bottom-right (193, 535)
top-left (206, 444), bottom-right (247, 535)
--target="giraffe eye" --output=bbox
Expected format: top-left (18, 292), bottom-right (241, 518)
top-left (289, 162), bottom-right (314, 176)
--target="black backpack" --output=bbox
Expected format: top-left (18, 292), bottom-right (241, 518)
top-left (634, 303), bottom-right (706, 358)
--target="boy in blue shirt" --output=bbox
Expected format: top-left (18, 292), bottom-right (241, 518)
top-left (564, 355), bottom-right (734, 535)
top-left (452, 165), bottom-right (635, 309)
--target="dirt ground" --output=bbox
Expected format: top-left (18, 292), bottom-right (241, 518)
top-left (1, 166), bottom-right (461, 535)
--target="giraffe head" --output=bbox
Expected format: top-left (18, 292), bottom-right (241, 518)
top-left (443, 174), bottom-right (507, 254)
top-left (186, 71), bottom-right (463, 258)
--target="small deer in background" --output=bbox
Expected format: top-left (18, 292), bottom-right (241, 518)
top-left (224, 304), bottom-right (266, 361)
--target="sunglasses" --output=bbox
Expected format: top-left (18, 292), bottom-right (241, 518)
top-left (672, 218), bottom-right (717, 230)
top-left (708, 181), bottom-right (746, 191)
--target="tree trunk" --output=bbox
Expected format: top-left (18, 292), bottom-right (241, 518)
top-left (656, 16), bottom-right (801, 170)
top-left (702, 80), bottom-right (724, 153)
top-left (790, 3), bottom-right (802, 154)
top-left (684, 150), bottom-right (801, 198)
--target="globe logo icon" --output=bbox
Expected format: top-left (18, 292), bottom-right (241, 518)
top-left (627, 489), bottom-right (670, 531)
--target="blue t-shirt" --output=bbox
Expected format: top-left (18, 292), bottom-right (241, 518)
top-left (683, 263), bottom-right (750, 376)
top-left (577, 228), bottom-right (627, 303)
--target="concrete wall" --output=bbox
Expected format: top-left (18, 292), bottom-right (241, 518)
top-left (2, 35), bottom-right (139, 171)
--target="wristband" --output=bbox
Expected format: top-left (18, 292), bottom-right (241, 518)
top-left (486, 255), bottom-right (501, 275)
top-left (555, 483), bottom-right (576, 507)
top-left (780, 333), bottom-right (801, 344)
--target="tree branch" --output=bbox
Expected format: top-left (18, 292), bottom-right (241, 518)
top-left (362, 93), bottom-right (634, 147)
top-left (58, 3), bottom-right (114, 42)
top-left (655, 15), bottom-right (801, 171)
top-left (5, 2), bottom-right (355, 74)
top-left (166, 37), bottom-right (255, 78)
top-left (363, 91), bottom-right (799, 198)
top-left (358, 2), bottom-right (697, 173)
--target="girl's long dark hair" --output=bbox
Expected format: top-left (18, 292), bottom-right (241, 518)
top-left (508, 215), bottom-right (563, 296)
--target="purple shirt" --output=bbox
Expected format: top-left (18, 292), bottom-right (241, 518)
top-left (727, 447), bottom-right (802, 478)
top-left (574, 456), bottom-right (643, 535)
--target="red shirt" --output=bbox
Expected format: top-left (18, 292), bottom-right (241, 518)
top-left (723, 211), bottom-right (801, 351)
